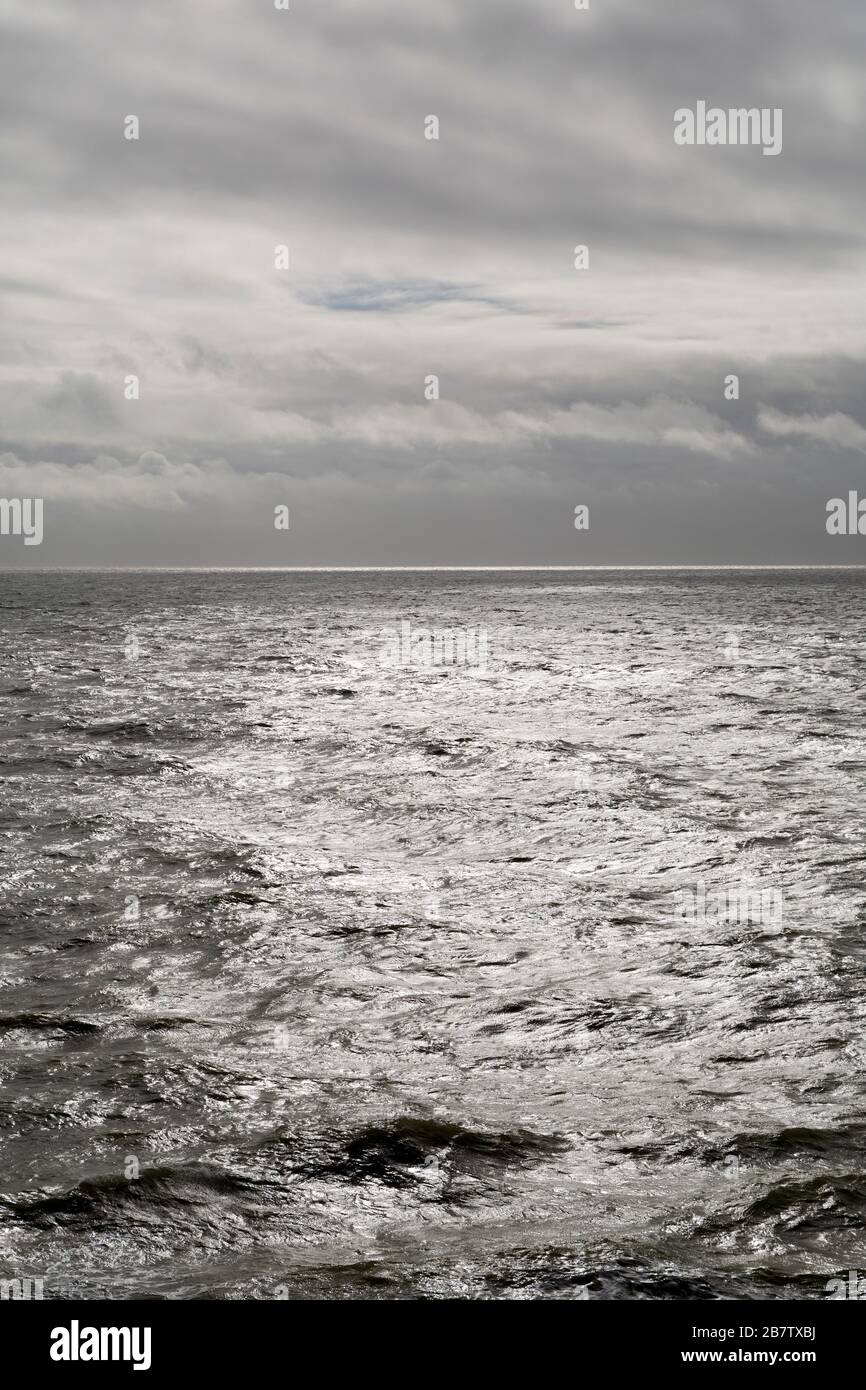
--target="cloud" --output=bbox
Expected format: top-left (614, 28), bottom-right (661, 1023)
top-left (0, 451), bottom-right (242, 510)
top-left (0, 0), bottom-right (865, 562)
top-left (758, 407), bottom-right (866, 452)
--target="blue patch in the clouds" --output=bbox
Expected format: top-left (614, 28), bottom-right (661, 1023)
top-left (296, 278), bottom-right (509, 313)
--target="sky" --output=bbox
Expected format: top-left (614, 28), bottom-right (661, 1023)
top-left (1, 0), bottom-right (865, 566)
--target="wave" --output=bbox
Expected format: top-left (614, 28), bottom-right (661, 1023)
top-left (268, 1117), bottom-right (570, 1190)
top-left (0, 1013), bottom-right (101, 1038)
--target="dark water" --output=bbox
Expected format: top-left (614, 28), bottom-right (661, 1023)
top-left (1, 568), bottom-right (864, 1300)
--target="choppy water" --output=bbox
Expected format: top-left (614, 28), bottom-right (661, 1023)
top-left (1, 568), bottom-right (865, 1300)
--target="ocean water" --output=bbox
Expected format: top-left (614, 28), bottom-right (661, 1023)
top-left (0, 567), bottom-right (864, 1300)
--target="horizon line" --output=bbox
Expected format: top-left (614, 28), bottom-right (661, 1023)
top-left (0, 564), bottom-right (865, 574)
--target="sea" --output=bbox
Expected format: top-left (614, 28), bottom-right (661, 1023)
top-left (0, 567), bottom-right (864, 1300)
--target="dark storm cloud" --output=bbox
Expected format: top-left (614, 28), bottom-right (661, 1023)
top-left (0, 0), bottom-right (864, 563)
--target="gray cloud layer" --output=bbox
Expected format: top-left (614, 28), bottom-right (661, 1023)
top-left (1, 0), bottom-right (865, 564)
